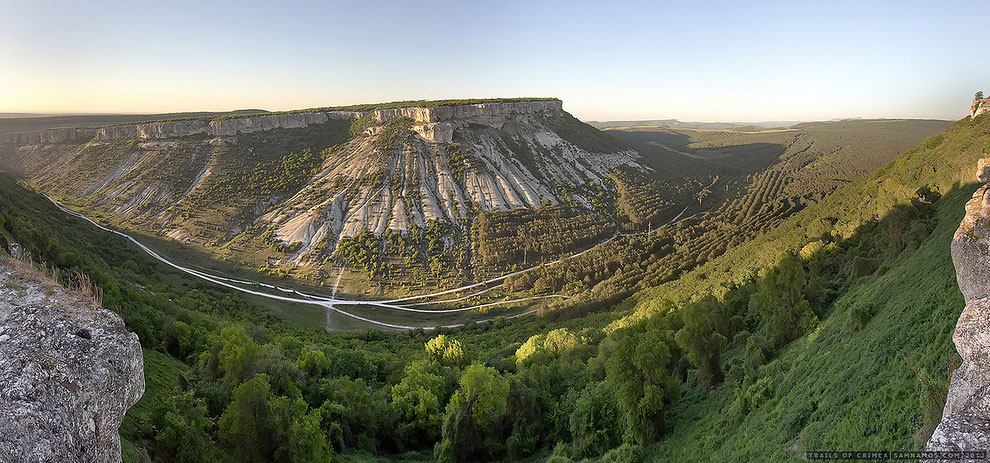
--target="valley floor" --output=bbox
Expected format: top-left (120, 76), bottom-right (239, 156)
top-left (47, 193), bottom-right (696, 332)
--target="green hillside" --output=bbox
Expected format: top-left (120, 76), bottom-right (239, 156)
top-left (507, 119), bottom-right (952, 318)
top-left (603, 115), bottom-right (988, 460)
top-left (0, 113), bottom-right (982, 463)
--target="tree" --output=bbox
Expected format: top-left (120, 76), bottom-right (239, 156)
top-left (271, 396), bottom-right (332, 462)
top-left (748, 255), bottom-right (818, 348)
top-left (434, 363), bottom-right (510, 462)
top-left (977, 91), bottom-right (984, 99)
top-left (675, 298), bottom-right (728, 391)
top-left (202, 325), bottom-right (260, 387)
top-left (504, 377), bottom-right (544, 460)
top-left (569, 382), bottom-right (622, 458)
top-left (425, 335), bottom-right (467, 367)
top-left (515, 328), bottom-right (583, 368)
top-left (297, 347), bottom-right (331, 379)
top-left (218, 374), bottom-right (276, 461)
top-left (391, 360), bottom-right (446, 442)
top-left (458, 363), bottom-right (510, 427)
top-left (150, 391), bottom-right (214, 463)
top-left (434, 391), bottom-right (476, 463)
top-left (602, 328), bottom-right (680, 445)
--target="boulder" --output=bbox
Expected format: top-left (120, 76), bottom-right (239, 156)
top-left (0, 260), bottom-right (144, 463)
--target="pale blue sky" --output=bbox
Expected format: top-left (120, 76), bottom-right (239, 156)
top-left (1, 0), bottom-right (987, 121)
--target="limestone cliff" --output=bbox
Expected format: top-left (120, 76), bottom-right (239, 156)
top-left (2, 99), bottom-right (647, 288)
top-left (971, 97), bottom-right (990, 120)
top-left (926, 158), bottom-right (990, 459)
top-left (0, 100), bottom-right (561, 145)
top-left (0, 257), bottom-right (144, 463)
top-left (0, 110), bottom-right (364, 145)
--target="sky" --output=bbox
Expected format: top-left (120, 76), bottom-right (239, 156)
top-left (1, 0), bottom-right (988, 122)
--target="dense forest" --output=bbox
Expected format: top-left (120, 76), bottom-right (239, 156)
top-left (0, 112), bottom-right (980, 462)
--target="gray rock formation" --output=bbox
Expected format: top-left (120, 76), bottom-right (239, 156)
top-left (972, 98), bottom-right (990, 119)
top-left (926, 158), bottom-right (990, 460)
top-left (371, 100), bottom-right (563, 125)
top-left (0, 259), bottom-right (144, 463)
top-left (0, 132), bottom-right (42, 145)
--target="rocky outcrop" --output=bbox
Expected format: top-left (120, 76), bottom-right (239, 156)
top-left (371, 100), bottom-right (563, 126)
top-left (7, 98), bottom-right (640, 288)
top-left (926, 158), bottom-right (990, 460)
top-left (412, 122), bottom-right (454, 143)
top-left (208, 110), bottom-right (361, 137)
top-left (0, 132), bottom-right (42, 145)
top-left (972, 98), bottom-right (990, 119)
top-left (1, 100), bottom-right (561, 145)
top-left (0, 258), bottom-right (144, 463)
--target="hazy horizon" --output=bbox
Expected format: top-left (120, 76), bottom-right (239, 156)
top-left (3, 0), bottom-right (987, 121)
top-left (0, 108), bottom-right (956, 126)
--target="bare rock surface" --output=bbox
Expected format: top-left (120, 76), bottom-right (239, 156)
top-left (927, 158), bottom-right (990, 460)
top-left (6, 100), bottom-right (643, 268)
top-left (0, 101), bottom-right (562, 145)
top-left (0, 258), bottom-right (144, 463)
top-left (972, 97), bottom-right (990, 119)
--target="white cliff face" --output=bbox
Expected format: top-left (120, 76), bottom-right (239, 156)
top-left (0, 100), bottom-right (561, 145)
top-left (372, 100), bottom-right (564, 125)
top-left (260, 109), bottom-right (643, 261)
top-left (972, 98), bottom-right (990, 120)
top-left (926, 159), bottom-right (990, 460)
top-left (3, 99), bottom-right (643, 270)
top-left (0, 258), bottom-right (144, 463)
top-left (0, 110), bottom-right (366, 145)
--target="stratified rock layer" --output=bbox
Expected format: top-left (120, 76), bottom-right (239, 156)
top-left (0, 259), bottom-right (144, 463)
top-left (2, 100), bottom-right (645, 277)
top-left (0, 100), bottom-right (563, 145)
top-left (926, 158), bottom-right (990, 460)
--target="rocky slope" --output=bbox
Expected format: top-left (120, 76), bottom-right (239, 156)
top-left (0, 255), bottom-right (144, 463)
top-left (926, 158), bottom-right (990, 459)
top-left (0, 99), bottom-right (653, 290)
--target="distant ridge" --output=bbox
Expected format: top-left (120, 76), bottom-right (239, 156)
top-left (0, 109), bottom-right (269, 134)
top-left (587, 119), bottom-right (802, 130)
top-left (0, 98), bottom-right (558, 134)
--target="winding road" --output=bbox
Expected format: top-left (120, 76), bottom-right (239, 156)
top-left (46, 195), bottom-right (696, 331)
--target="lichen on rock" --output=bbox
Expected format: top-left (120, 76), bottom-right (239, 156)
top-left (0, 258), bottom-right (144, 463)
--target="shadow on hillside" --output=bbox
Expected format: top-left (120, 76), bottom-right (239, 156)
top-left (578, 181), bottom-right (977, 459)
top-left (608, 128), bottom-right (789, 175)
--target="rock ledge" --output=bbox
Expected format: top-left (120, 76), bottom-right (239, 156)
top-left (0, 258), bottom-right (144, 463)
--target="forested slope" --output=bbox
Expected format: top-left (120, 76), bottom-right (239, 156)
top-left (592, 115), bottom-right (989, 460)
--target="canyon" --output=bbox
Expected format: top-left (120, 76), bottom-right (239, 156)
top-left (1, 99), bottom-right (651, 294)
